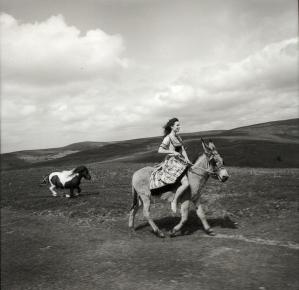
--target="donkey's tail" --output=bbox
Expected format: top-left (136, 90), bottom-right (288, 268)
top-left (130, 185), bottom-right (139, 211)
top-left (40, 174), bottom-right (49, 186)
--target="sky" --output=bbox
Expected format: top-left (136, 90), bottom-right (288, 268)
top-left (1, 0), bottom-right (298, 153)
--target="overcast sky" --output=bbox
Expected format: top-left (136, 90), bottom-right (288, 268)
top-left (1, 0), bottom-right (298, 153)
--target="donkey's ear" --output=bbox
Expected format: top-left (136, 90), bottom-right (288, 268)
top-left (201, 138), bottom-right (211, 153)
top-left (208, 139), bottom-right (216, 150)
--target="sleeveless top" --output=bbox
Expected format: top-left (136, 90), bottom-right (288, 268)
top-left (159, 134), bottom-right (183, 154)
top-left (150, 134), bottom-right (188, 189)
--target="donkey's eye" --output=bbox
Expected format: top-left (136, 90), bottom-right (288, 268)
top-left (210, 158), bottom-right (216, 166)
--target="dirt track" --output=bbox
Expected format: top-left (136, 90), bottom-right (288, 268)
top-left (2, 206), bottom-right (299, 290)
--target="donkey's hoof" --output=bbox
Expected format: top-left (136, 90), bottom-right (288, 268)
top-left (204, 228), bottom-right (216, 236)
top-left (154, 230), bottom-right (165, 238)
top-left (169, 229), bottom-right (179, 238)
top-left (169, 230), bottom-right (176, 238)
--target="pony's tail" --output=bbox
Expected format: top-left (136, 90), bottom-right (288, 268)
top-left (130, 185), bottom-right (138, 211)
top-left (40, 174), bottom-right (49, 186)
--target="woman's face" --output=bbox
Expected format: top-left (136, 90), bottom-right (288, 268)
top-left (171, 121), bottom-right (181, 134)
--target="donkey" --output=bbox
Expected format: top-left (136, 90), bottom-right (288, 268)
top-left (41, 165), bottom-right (91, 198)
top-left (129, 139), bottom-right (229, 238)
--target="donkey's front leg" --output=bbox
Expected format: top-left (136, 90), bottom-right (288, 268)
top-left (170, 200), bottom-right (190, 237)
top-left (142, 197), bottom-right (165, 238)
top-left (195, 202), bottom-right (216, 236)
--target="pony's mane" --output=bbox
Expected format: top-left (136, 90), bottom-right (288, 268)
top-left (73, 166), bottom-right (86, 173)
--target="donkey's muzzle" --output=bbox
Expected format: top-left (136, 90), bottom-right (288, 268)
top-left (221, 175), bottom-right (228, 182)
top-left (218, 168), bottom-right (229, 182)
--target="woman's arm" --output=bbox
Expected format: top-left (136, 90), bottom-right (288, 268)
top-left (158, 147), bottom-right (180, 155)
top-left (181, 146), bottom-right (191, 163)
top-left (158, 135), bottom-right (180, 156)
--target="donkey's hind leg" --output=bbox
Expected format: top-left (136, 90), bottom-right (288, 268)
top-left (129, 186), bottom-right (141, 229)
top-left (142, 195), bottom-right (165, 238)
top-left (128, 198), bottom-right (141, 229)
top-left (170, 200), bottom-right (190, 237)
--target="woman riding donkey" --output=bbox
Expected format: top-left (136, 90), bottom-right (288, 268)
top-left (150, 117), bottom-right (191, 213)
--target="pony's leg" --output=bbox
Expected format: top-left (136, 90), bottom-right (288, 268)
top-left (49, 185), bottom-right (58, 197)
top-left (142, 196), bottom-right (165, 238)
top-left (195, 203), bottom-right (216, 236)
top-left (74, 186), bottom-right (81, 197)
top-left (66, 188), bottom-right (74, 198)
top-left (170, 200), bottom-right (190, 237)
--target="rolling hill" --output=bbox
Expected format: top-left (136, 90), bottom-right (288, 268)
top-left (1, 118), bottom-right (298, 170)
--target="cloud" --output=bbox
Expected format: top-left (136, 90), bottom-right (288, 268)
top-left (0, 11), bottom-right (297, 153)
top-left (134, 37), bottom-right (298, 131)
top-left (0, 13), bottom-right (128, 85)
top-left (154, 84), bottom-right (197, 107)
top-left (202, 38), bottom-right (298, 92)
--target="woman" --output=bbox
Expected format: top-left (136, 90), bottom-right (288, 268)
top-left (150, 117), bottom-right (191, 213)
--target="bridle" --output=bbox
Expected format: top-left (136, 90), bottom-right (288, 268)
top-left (183, 153), bottom-right (224, 178)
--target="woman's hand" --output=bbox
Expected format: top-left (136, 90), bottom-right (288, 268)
top-left (170, 151), bottom-right (181, 157)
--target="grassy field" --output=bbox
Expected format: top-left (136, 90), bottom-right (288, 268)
top-left (1, 161), bottom-right (299, 289)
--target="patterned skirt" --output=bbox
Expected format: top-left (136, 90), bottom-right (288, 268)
top-left (150, 156), bottom-right (188, 190)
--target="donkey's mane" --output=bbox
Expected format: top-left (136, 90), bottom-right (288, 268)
top-left (192, 152), bottom-right (205, 164)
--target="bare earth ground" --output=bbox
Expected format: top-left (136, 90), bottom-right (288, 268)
top-left (1, 164), bottom-right (299, 290)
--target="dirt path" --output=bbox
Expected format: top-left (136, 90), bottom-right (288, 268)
top-left (2, 208), bottom-right (299, 290)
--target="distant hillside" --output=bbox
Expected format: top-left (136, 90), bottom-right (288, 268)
top-left (223, 118), bottom-right (299, 143)
top-left (1, 118), bottom-right (298, 170)
top-left (62, 141), bottom-right (109, 151)
top-left (0, 141), bottom-right (109, 170)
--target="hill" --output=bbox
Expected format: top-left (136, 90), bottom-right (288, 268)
top-left (1, 118), bottom-right (298, 170)
top-left (224, 118), bottom-right (299, 143)
top-left (0, 141), bottom-right (109, 170)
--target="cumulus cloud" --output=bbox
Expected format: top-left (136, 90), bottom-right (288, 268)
top-left (202, 38), bottom-right (298, 92)
top-left (135, 37), bottom-right (298, 132)
top-left (0, 11), bottom-right (297, 153)
top-left (0, 13), bottom-right (128, 85)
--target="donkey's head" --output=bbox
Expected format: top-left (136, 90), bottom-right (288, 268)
top-left (201, 138), bottom-right (229, 182)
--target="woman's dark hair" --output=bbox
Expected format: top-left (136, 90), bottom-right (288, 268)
top-left (163, 117), bottom-right (179, 136)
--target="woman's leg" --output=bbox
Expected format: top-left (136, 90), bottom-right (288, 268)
top-left (171, 175), bottom-right (189, 213)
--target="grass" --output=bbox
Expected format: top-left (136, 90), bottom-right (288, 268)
top-left (1, 162), bottom-right (298, 232)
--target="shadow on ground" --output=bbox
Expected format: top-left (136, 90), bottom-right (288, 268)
top-left (135, 210), bottom-right (238, 236)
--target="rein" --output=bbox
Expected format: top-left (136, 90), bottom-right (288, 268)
top-left (176, 156), bottom-right (218, 177)
top-left (189, 165), bottom-right (216, 176)
top-left (179, 157), bottom-right (217, 176)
